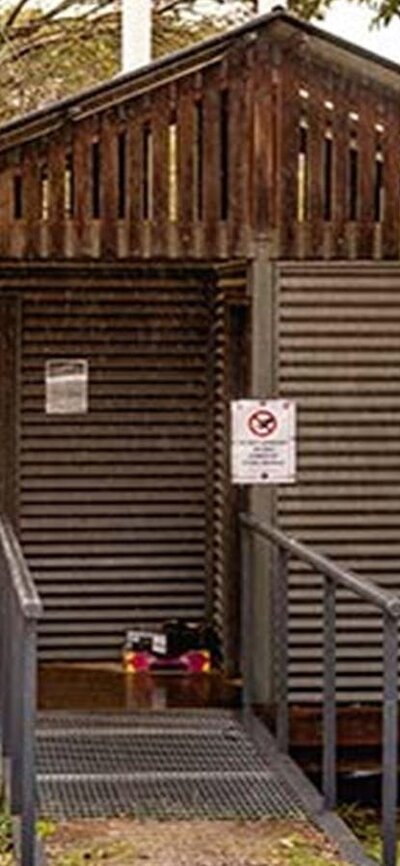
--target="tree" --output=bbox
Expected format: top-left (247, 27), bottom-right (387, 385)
top-left (0, 0), bottom-right (252, 122)
top-left (287, 0), bottom-right (399, 27)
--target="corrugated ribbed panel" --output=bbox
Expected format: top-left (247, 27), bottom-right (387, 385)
top-left (19, 274), bottom-right (214, 660)
top-left (212, 283), bottom-right (227, 645)
top-left (277, 263), bottom-right (400, 702)
top-left (212, 266), bottom-right (248, 670)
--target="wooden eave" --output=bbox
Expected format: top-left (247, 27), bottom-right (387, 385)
top-left (1, 10), bottom-right (400, 153)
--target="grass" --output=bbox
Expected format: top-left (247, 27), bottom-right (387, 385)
top-left (0, 808), bottom-right (56, 865)
top-left (0, 810), bottom-right (365, 865)
top-left (0, 808), bottom-right (12, 866)
top-left (339, 804), bottom-right (382, 862)
top-left (1, 804), bottom-right (389, 865)
top-left (50, 840), bottom-right (133, 866)
top-left (339, 803), bottom-right (400, 862)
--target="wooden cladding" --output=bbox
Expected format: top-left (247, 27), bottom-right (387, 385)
top-left (280, 58), bottom-right (400, 260)
top-left (0, 72), bottom-right (246, 260)
top-left (91, 140), bottom-right (101, 219)
top-left (1, 28), bottom-right (400, 260)
top-left (219, 89), bottom-right (229, 222)
top-left (194, 100), bottom-right (204, 222)
top-left (13, 173), bottom-right (23, 220)
top-left (64, 152), bottom-right (74, 219)
top-left (323, 131), bottom-right (333, 223)
top-left (117, 132), bottom-right (126, 220)
top-left (142, 123), bottom-right (153, 222)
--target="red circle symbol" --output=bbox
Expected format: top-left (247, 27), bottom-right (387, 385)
top-left (247, 409), bottom-right (277, 438)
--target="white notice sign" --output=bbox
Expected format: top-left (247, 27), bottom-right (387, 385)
top-left (231, 399), bottom-right (296, 485)
top-left (45, 359), bottom-right (88, 414)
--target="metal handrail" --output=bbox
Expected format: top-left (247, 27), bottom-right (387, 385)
top-left (0, 518), bottom-right (42, 618)
top-left (240, 512), bottom-right (399, 866)
top-left (241, 514), bottom-right (400, 618)
top-left (0, 514), bottom-right (42, 866)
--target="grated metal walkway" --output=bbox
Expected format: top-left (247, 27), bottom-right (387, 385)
top-left (36, 710), bottom-right (306, 821)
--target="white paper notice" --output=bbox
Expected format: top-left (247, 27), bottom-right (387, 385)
top-left (45, 359), bottom-right (88, 414)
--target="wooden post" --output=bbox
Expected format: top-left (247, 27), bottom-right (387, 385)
top-left (177, 78), bottom-right (195, 258)
top-left (100, 112), bottom-right (119, 260)
top-left (358, 91), bottom-right (376, 259)
top-left (48, 133), bottom-right (66, 259)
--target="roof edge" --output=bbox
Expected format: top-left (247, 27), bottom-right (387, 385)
top-left (1, 8), bottom-right (400, 142)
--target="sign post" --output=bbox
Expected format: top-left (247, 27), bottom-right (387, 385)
top-left (231, 399), bottom-right (296, 485)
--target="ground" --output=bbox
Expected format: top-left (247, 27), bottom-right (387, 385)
top-left (39, 818), bottom-right (352, 866)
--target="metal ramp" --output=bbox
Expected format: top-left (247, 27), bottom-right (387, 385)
top-left (36, 708), bottom-right (374, 866)
top-left (37, 710), bottom-right (307, 821)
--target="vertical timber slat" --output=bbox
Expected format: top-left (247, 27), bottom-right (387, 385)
top-left (177, 78), bottom-right (195, 257)
top-left (48, 134), bottom-right (66, 259)
top-left (358, 90), bottom-right (376, 259)
top-left (253, 39), bottom-right (272, 241)
top-left (331, 100), bottom-right (349, 258)
top-left (74, 121), bottom-right (90, 257)
top-left (279, 57), bottom-right (300, 258)
top-left (128, 110), bottom-right (142, 257)
top-left (151, 92), bottom-right (169, 257)
top-left (23, 146), bottom-right (41, 260)
top-left (227, 48), bottom-right (246, 257)
top-left (0, 159), bottom-right (12, 258)
top-left (101, 113), bottom-right (119, 259)
top-left (308, 87), bottom-right (325, 258)
top-left (382, 99), bottom-right (400, 259)
top-left (203, 66), bottom-right (220, 258)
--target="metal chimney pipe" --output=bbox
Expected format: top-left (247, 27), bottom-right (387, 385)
top-left (121, 0), bottom-right (152, 73)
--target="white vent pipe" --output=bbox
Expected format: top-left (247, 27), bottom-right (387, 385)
top-left (258, 0), bottom-right (285, 13)
top-left (121, 0), bottom-right (152, 73)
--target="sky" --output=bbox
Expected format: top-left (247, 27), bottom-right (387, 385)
top-left (316, 2), bottom-right (400, 64)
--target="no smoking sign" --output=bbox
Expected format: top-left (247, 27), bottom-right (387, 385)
top-left (247, 409), bottom-right (277, 438)
top-left (231, 399), bottom-right (296, 485)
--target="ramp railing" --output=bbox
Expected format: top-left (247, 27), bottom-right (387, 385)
top-left (0, 514), bottom-right (42, 866)
top-left (240, 513), bottom-right (400, 866)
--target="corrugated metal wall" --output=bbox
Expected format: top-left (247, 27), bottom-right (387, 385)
top-left (212, 265), bottom-right (249, 673)
top-left (19, 270), bottom-right (215, 660)
top-left (277, 262), bottom-right (400, 702)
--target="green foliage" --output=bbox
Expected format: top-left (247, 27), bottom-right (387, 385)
top-left (51, 840), bottom-right (134, 865)
top-left (0, 809), bottom-right (12, 856)
top-left (275, 830), bottom-right (349, 865)
top-left (287, 0), bottom-right (400, 26)
top-left (0, 806), bottom-right (12, 866)
top-left (49, 832), bottom-right (350, 866)
top-left (0, 0), bottom-right (396, 124)
top-left (37, 817), bottom-right (58, 839)
top-left (338, 803), bottom-right (382, 862)
top-left (287, 0), bottom-right (334, 20)
top-left (0, 0), bottom-right (252, 123)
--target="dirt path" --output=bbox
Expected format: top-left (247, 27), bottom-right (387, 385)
top-left (45, 818), bottom-right (352, 866)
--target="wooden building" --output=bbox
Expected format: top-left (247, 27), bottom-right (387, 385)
top-left (0, 8), bottom-right (400, 705)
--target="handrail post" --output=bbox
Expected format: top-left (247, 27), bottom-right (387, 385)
top-left (1, 579), bottom-right (11, 762)
top-left (0, 516), bottom-right (42, 866)
top-left (10, 595), bottom-right (24, 814)
top-left (240, 511), bottom-right (400, 862)
top-left (275, 546), bottom-right (290, 752)
top-left (322, 576), bottom-right (336, 810)
top-left (0, 569), bottom-right (3, 743)
top-left (240, 521), bottom-right (252, 712)
top-left (382, 611), bottom-right (398, 866)
top-left (20, 619), bottom-right (37, 866)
